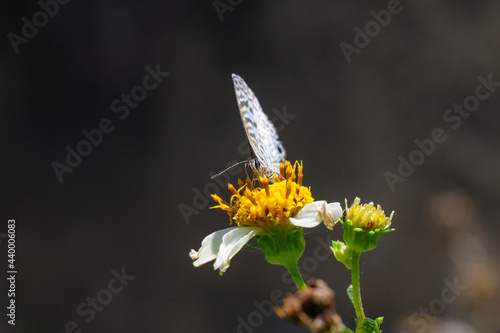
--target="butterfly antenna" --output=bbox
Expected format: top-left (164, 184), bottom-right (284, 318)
top-left (211, 160), bottom-right (249, 180)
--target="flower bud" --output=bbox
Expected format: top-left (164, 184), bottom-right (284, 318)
top-left (331, 241), bottom-right (353, 269)
top-left (340, 197), bottom-right (394, 252)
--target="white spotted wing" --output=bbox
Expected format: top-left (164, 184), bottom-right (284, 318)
top-left (232, 74), bottom-right (286, 178)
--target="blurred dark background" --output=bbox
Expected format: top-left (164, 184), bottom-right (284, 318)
top-left (1, 1), bottom-right (499, 332)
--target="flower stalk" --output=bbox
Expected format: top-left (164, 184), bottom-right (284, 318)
top-left (351, 250), bottom-right (365, 324)
top-left (332, 197), bottom-right (395, 333)
top-left (285, 260), bottom-right (306, 290)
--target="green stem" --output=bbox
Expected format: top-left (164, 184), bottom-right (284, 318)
top-left (351, 250), bottom-right (365, 325)
top-left (285, 261), bottom-right (306, 289)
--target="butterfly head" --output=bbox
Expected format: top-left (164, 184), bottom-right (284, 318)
top-left (248, 158), bottom-right (282, 180)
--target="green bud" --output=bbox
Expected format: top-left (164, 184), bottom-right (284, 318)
top-left (341, 198), bottom-right (395, 252)
top-left (340, 218), bottom-right (393, 252)
top-left (331, 241), bottom-right (353, 269)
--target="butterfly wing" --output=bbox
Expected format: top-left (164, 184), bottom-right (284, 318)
top-left (231, 74), bottom-right (286, 177)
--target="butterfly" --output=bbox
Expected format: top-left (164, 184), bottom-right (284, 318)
top-left (231, 74), bottom-right (286, 179)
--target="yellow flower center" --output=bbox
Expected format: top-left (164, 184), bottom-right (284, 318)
top-left (211, 161), bottom-right (314, 232)
top-left (345, 198), bottom-right (393, 231)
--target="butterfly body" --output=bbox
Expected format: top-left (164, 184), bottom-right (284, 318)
top-left (231, 74), bottom-right (286, 179)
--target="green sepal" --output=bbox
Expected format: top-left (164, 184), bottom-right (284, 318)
top-left (246, 244), bottom-right (262, 250)
top-left (347, 284), bottom-right (354, 308)
top-left (253, 228), bottom-right (305, 267)
top-left (340, 219), bottom-right (394, 253)
top-left (253, 228), bottom-right (307, 289)
top-left (331, 241), bottom-right (353, 269)
top-left (354, 317), bottom-right (384, 333)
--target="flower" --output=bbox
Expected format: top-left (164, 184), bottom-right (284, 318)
top-left (189, 161), bottom-right (341, 275)
top-left (339, 197), bottom-right (394, 252)
top-left (344, 197), bottom-right (393, 231)
top-left (212, 161), bottom-right (314, 231)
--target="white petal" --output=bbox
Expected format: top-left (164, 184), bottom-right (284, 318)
top-left (214, 226), bottom-right (262, 275)
top-left (289, 201), bottom-right (327, 228)
top-left (323, 202), bottom-right (343, 230)
top-left (190, 227), bottom-right (236, 267)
